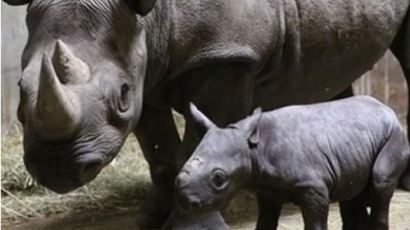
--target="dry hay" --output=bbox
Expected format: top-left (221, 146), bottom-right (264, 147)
top-left (1, 113), bottom-right (185, 225)
top-left (1, 125), bottom-right (151, 224)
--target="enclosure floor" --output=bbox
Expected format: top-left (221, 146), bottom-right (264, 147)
top-left (4, 190), bottom-right (410, 230)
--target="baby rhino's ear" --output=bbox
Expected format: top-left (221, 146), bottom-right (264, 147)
top-left (244, 108), bottom-right (262, 148)
top-left (190, 103), bottom-right (216, 136)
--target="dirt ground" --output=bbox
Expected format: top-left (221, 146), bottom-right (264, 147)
top-left (4, 190), bottom-right (409, 230)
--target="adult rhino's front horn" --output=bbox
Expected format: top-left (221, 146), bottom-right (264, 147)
top-left (35, 41), bottom-right (88, 139)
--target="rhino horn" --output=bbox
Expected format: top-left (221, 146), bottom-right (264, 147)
top-left (36, 54), bottom-right (81, 138)
top-left (52, 40), bottom-right (90, 84)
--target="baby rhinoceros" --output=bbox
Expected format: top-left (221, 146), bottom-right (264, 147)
top-left (175, 96), bottom-right (410, 230)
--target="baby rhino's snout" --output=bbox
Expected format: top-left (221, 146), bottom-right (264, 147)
top-left (175, 171), bottom-right (204, 212)
top-left (175, 171), bottom-right (190, 189)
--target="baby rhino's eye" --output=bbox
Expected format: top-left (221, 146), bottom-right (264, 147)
top-left (211, 170), bottom-right (228, 190)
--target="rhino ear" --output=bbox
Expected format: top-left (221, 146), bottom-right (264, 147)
top-left (2, 0), bottom-right (31, 5)
top-left (190, 103), bottom-right (216, 136)
top-left (123, 0), bottom-right (156, 16)
top-left (243, 108), bottom-right (262, 149)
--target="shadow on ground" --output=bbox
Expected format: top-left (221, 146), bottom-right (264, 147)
top-left (2, 181), bottom-right (301, 230)
top-left (4, 189), bottom-right (410, 230)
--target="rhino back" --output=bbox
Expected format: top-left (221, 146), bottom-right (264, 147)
top-left (252, 0), bottom-right (409, 108)
top-left (144, 0), bottom-right (409, 110)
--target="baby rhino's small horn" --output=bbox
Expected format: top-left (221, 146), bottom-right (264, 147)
top-left (190, 103), bottom-right (216, 134)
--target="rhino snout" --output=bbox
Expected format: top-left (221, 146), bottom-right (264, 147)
top-left (175, 173), bottom-right (208, 212)
top-left (24, 152), bottom-right (104, 194)
top-left (175, 190), bottom-right (204, 212)
top-left (77, 158), bottom-right (103, 184)
top-left (175, 171), bottom-right (190, 188)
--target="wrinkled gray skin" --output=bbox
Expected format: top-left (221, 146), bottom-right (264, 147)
top-left (4, 0), bottom-right (410, 228)
top-left (177, 96), bottom-right (410, 230)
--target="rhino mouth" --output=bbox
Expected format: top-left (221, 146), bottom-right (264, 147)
top-left (23, 149), bottom-right (106, 194)
top-left (22, 116), bottom-right (126, 193)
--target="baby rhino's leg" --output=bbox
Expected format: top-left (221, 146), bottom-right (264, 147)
top-left (339, 193), bottom-right (369, 230)
top-left (255, 194), bottom-right (282, 230)
top-left (370, 129), bottom-right (410, 230)
top-left (299, 185), bottom-right (330, 230)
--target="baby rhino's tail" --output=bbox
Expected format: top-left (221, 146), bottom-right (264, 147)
top-left (375, 125), bottom-right (410, 192)
top-left (399, 128), bottom-right (410, 191)
top-left (381, 102), bottom-right (410, 191)
top-left (380, 99), bottom-right (410, 191)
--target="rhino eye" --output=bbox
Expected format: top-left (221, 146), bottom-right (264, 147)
top-left (211, 170), bottom-right (228, 190)
top-left (119, 83), bottom-right (130, 112)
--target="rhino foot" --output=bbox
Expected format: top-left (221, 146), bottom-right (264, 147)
top-left (137, 191), bottom-right (173, 229)
top-left (161, 209), bottom-right (229, 230)
top-left (400, 170), bottom-right (410, 191)
top-left (137, 211), bottom-right (169, 229)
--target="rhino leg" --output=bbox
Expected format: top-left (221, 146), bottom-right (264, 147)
top-left (167, 63), bottom-right (255, 229)
top-left (339, 194), bottom-right (369, 230)
top-left (369, 127), bottom-right (409, 229)
top-left (255, 194), bottom-right (282, 230)
top-left (134, 105), bottom-right (181, 229)
top-left (367, 193), bottom-right (392, 230)
top-left (173, 62), bottom-right (255, 165)
top-left (390, 9), bottom-right (410, 191)
top-left (158, 112), bottom-right (228, 230)
top-left (299, 186), bottom-right (330, 230)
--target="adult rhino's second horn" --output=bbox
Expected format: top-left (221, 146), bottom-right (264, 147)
top-left (52, 40), bottom-right (90, 84)
top-left (35, 54), bottom-right (81, 139)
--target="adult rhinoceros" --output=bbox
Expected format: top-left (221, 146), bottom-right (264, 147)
top-left (4, 0), bottom-right (410, 229)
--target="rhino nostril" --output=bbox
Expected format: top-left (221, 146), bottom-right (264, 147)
top-left (189, 197), bottom-right (203, 211)
top-left (84, 161), bottom-right (101, 172)
top-left (175, 177), bottom-right (185, 188)
top-left (79, 161), bottom-right (102, 183)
